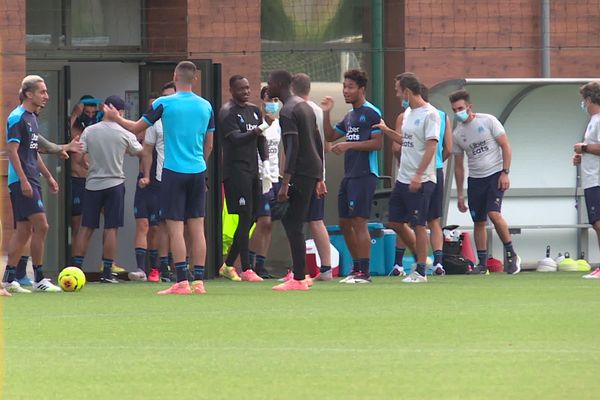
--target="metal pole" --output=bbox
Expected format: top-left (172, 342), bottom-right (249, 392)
top-left (371, 0), bottom-right (384, 174)
top-left (541, 0), bottom-right (551, 77)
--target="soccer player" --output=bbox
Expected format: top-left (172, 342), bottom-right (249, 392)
top-left (103, 61), bottom-right (214, 295)
top-left (218, 75), bottom-right (269, 282)
top-left (268, 70), bottom-right (324, 291)
top-left (138, 82), bottom-right (176, 283)
top-left (381, 72), bottom-right (440, 283)
top-left (383, 82), bottom-right (452, 276)
top-left (291, 73), bottom-right (333, 280)
top-left (449, 89), bottom-right (520, 274)
top-left (70, 96), bottom-right (143, 283)
top-left (69, 95), bottom-right (102, 270)
top-left (573, 81), bottom-right (600, 279)
top-left (248, 86), bottom-right (282, 279)
top-left (321, 69), bottom-right (383, 284)
top-left (2, 75), bottom-right (62, 293)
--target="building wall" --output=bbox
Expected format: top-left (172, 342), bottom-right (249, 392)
top-left (0, 0), bottom-right (26, 254)
top-left (187, 0), bottom-right (262, 103)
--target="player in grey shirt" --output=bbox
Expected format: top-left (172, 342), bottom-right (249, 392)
top-left (450, 89), bottom-right (520, 275)
top-left (71, 96), bottom-right (143, 283)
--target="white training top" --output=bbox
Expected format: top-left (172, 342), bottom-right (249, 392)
top-left (258, 118), bottom-right (281, 181)
top-left (144, 119), bottom-right (164, 182)
top-left (306, 99), bottom-right (326, 180)
top-left (582, 113), bottom-right (600, 189)
top-left (398, 103), bottom-right (440, 184)
top-left (452, 113), bottom-right (506, 179)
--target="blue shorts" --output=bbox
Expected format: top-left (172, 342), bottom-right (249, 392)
top-left (467, 171), bottom-right (504, 222)
top-left (134, 182), bottom-right (160, 226)
top-left (585, 186), bottom-right (600, 225)
top-left (427, 168), bottom-right (444, 221)
top-left (71, 176), bottom-right (86, 216)
top-left (255, 180), bottom-right (282, 220)
top-left (160, 169), bottom-right (206, 221)
top-left (389, 181), bottom-right (435, 226)
top-left (9, 182), bottom-right (44, 227)
top-left (82, 183), bottom-right (125, 229)
top-left (338, 175), bottom-right (377, 219)
top-left (224, 174), bottom-right (260, 215)
top-left (305, 190), bottom-right (325, 222)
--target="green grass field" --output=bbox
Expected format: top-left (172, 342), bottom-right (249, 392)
top-left (2, 272), bottom-right (599, 399)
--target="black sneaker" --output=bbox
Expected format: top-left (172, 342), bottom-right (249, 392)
top-left (255, 267), bottom-right (274, 279)
top-left (160, 272), bottom-right (173, 283)
top-left (352, 272), bottom-right (372, 284)
top-left (505, 252), bottom-right (521, 275)
top-left (100, 275), bottom-right (119, 284)
top-left (468, 265), bottom-right (488, 275)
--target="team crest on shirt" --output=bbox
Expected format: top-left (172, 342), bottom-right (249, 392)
top-left (494, 198), bottom-right (501, 206)
top-left (414, 119), bottom-right (421, 126)
top-left (359, 114), bottom-right (366, 123)
top-left (37, 199), bottom-right (44, 209)
top-left (239, 197), bottom-right (246, 206)
top-left (253, 112), bottom-right (259, 120)
top-left (349, 200), bottom-right (355, 210)
top-left (478, 126), bottom-right (485, 133)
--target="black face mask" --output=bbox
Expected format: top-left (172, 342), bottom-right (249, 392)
top-left (78, 112), bottom-right (102, 127)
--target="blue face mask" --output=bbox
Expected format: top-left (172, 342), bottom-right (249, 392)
top-left (455, 110), bottom-right (469, 122)
top-left (581, 100), bottom-right (588, 113)
top-left (401, 99), bottom-right (410, 109)
top-left (265, 101), bottom-right (280, 114)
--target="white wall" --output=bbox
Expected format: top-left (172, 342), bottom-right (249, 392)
top-left (69, 62), bottom-right (140, 271)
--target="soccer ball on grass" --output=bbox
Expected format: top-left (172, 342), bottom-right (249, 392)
top-left (58, 266), bottom-right (86, 292)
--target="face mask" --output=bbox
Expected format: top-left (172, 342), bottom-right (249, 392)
top-left (401, 99), bottom-right (410, 109)
top-left (265, 101), bottom-right (280, 114)
top-left (455, 109), bottom-right (469, 122)
top-left (581, 100), bottom-right (588, 113)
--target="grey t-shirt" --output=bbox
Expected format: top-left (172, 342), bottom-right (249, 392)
top-left (81, 120), bottom-right (142, 190)
top-left (398, 103), bottom-right (440, 184)
top-left (582, 113), bottom-right (600, 189)
top-left (452, 113), bottom-right (505, 178)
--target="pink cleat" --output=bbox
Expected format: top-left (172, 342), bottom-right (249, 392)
top-left (272, 279), bottom-right (310, 291)
top-left (147, 268), bottom-right (160, 282)
top-left (157, 280), bottom-right (192, 295)
top-left (278, 269), bottom-right (293, 282)
top-left (192, 280), bottom-right (206, 294)
top-left (0, 288), bottom-right (11, 297)
top-left (241, 269), bottom-right (263, 282)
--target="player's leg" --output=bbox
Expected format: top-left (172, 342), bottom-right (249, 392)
top-left (387, 181), bottom-right (414, 276)
top-left (249, 216), bottom-right (273, 278)
top-left (338, 178), bottom-right (360, 277)
top-left (221, 177), bottom-right (246, 281)
top-left (306, 190), bottom-right (332, 280)
top-left (468, 176), bottom-right (490, 274)
top-left (402, 182), bottom-right (434, 283)
top-left (4, 220), bottom-right (33, 293)
top-left (133, 184), bottom-right (150, 279)
top-left (100, 183), bottom-right (126, 283)
top-left (273, 175), bottom-right (316, 291)
top-left (238, 179), bottom-right (263, 282)
top-left (428, 168), bottom-right (445, 274)
top-left (584, 187), bottom-right (600, 278)
top-left (15, 239), bottom-right (31, 286)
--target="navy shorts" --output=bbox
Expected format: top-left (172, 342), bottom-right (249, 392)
top-left (305, 190), bottom-right (325, 222)
top-left (584, 186), bottom-right (600, 225)
top-left (389, 181), bottom-right (435, 226)
top-left (467, 171), bottom-right (504, 222)
top-left (82, 183), bottom-right (125, 229)
top-left (224, 174), bottom-right (260, 216)
top-left (254, 180), bottom-right (281, 219)
top-left (338, 175), bottom-right (377, 219)
top-left (160, 169), bottom-right (206, 221)
top-left (427, 168), bottom-right (444, 221)
top-left (71, 176), bottom-right (86, 216)
top-left (134, 183), bottom-right (160, 226)
top-left (9, 182), bottom-right (45, 226)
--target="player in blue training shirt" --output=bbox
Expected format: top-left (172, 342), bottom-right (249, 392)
top-left (2, 75), bottom-right (64, 294)
top-left (321, 69), bottom-right (383, 284)
top-left (103, 61), bottom-right (214, 295)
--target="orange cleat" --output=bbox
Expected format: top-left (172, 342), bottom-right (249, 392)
top-left (157, 280), bottom-right (192, 295)
top-left (272, 279), bottom-right (310, 291)
top-left (241, 269), bottom-right (263, 282)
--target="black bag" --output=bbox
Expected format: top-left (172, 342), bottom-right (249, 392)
top-left (442, 253), bottom-right (473, 275)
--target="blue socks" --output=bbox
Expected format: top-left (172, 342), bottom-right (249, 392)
top-left (433, 250), bottom-right (443, 266)
top-left (193, 265), bottom-right (204, 281)
top-left (16, 256), bottom-right (29, 279)
top-left (33, 265), bottom-right (44, 282)
top-left (395, 247), bottom-right (406, 266)
top-left (3, 265), bottom-right (16, 283)
top-left (102, 258), bottom-right (113, 278)
top-left (72, 256), bottom-right (84, 268)
top-left (175, 262), bottom-right (188, 282)
top-left (135, 248), bottom-right (147, 272)
top-left (477, 250), bottom-right (488, 267)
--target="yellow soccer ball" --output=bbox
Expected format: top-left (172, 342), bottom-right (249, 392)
top-left (58, 266), bottom-right (86, 292)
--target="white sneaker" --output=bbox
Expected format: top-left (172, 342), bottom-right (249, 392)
top-left (339, 274), bottom-right (357, 283)
top-left (317, 269), bottom-right (333, 281)
top-left (33, 278), bottom-right (62, 292)
top-left (388, 265), bottom-right (406, 277)
top-left (3, 280), bottom-right (32, 293)
top-left (583, 268), bottom-right (600, 279)
top-left (128, 269), bottom-right (148, 281)
top-left (433, 263), bottom-right (446, 276)
top-left (402, 271), bottom-right (427, 283)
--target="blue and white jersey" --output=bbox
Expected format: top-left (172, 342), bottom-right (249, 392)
top-left (6, 105), bottom-right (40, 187)
top-left (143, 91), bottom-right (215, 174)
top-left (335, 101), bottom-right (382, 178)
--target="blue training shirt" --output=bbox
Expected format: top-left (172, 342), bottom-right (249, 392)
top-left (6, 105), bottom-right (40, 187)
top-left (436, 109), bottom-right (446, 169)
top-left (335, 101), bottom-right (382, 178)
top-left (142, 91), bottom-right (215, 174)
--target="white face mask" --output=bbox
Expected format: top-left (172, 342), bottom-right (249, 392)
top-left (581, 100), bottom-right (589, 113)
